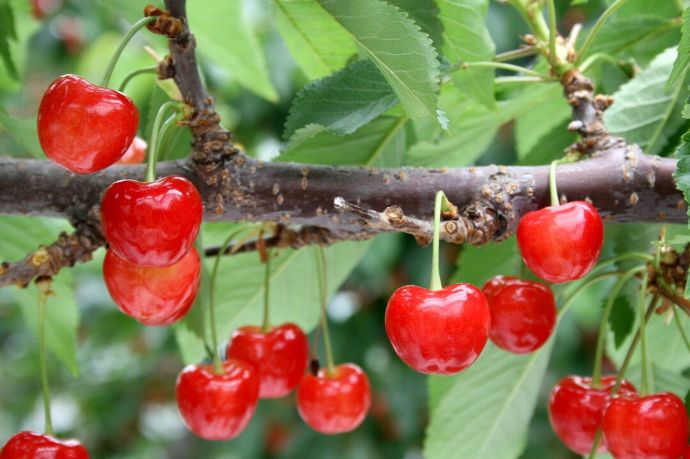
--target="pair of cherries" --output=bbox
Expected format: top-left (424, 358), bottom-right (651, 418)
top-left (549, 376), bottom-right (689, 458)
top-left (37, 74), bottom-right (204, 326)
top-left (175, 323), bottom-right (371, 439)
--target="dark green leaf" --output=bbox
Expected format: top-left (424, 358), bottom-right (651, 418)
top-left (0, 0), bottom-right (18, 80)
top-left (673, 130), bottom-right (690, 226)
top-left (588, 16), bottom-right (676, 58)
top-left (283, 60), bottom-right (398, 139)
top-left (669, 8), bottom-right (690, 88)
top-left (609, 294), bottom-right (636, 349)
top-left (685, 388), bottom-right (690, 418)
top-left (389, 0), bottom-right (443, 49)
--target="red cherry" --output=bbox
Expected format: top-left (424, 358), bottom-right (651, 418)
top-left (31, 0), bottom-right (62, 19)
top-left (548, 376), bottom-right (637, 454)
top-left (37, 75), bottom-right (138, 174)
top-left (176, 359), bottom-right (259, 441)
top-left (100, 176), bottom-right (203, 267)
top-left (685, 444), bottom-right (690, 459)
top-left (481, 275), bottom-right (556, 354)
top-left (385, 283), bottom-right (490, 375)
top-left (116, 136), bottom-right (147, 165)
top-left (103, 248), bottom-right (200, 326)
top-left (0, 431), bottom-right (89, 458)
top-left (517, 201), bottom-right (603, 283)
top-left (602, 392), bottom-right (689, 459)
top-left (296, 363), bottom-right (371, 434)
top-left (226, 323), bottom-right (309, 399)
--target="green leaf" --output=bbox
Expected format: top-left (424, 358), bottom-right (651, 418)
top-left (438, 0), bottom-right (496, 109)
top-left (187, 1), bottom-right (278, 102)
top-left (625, 364), bottom-right (690, 396)
top-left (608, 293), bottom-right (635, 349)
top-left (515, 84), bottom-right (572, 160)
top-left (388, 0), bottom-right (443, 49)
top-left (672, 130), bottom-right (690, 225)
top-left (317, 0), bottom-right (440, 121)
top-left (0, 0), bottom-right (18, 80)
top-left (0, 105), bottom-right (42, 158)
top-left (604, 47), bottom-right (690, 155)
top-left (280, 115), bottom-right (407, 167)
top-left (0, 217), bottom-right (79, 376)
top-left (669, 8), bottom-right (690, 88)
top-left (272, 0), bottom-right (357, 80)
top-left (588, 16), bottom-right (676, 58)
top-left (426, 342), bottom-right (553, 459)
top-left (283, 60), bottom-right (398, 139)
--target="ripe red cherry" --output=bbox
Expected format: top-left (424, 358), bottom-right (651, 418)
top-left (176, 359), bottom-right (259, 440)
top-left (549, 375), bottom-right (637, 454)
top-left (226, 323), bottom-right (309, 399)
top-left (296, 363), bottom-right (371, 434)
top-left (37, 74), bottom-right (138, 174)
top-left (0, 431), bottom-right (89, 458)
top-left (481, 276), bottom-right (556, 354)
top-left (385, 283), bottom-right (490, 374)
top-left (685, 444), bottom-right (690, 459)
top-left (100, 176), bottom-right (203, 267)
top-left (602, 392), bottom-right (689, 459)
top-left (517, 201), bottom-right (603, 283)
top-left (103, 248), bottom-right (200, 326)
top-left (116, 136), bottom-right (147, 165)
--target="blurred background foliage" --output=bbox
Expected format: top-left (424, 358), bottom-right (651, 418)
top-left (0, 0), bottom-right (689, 458)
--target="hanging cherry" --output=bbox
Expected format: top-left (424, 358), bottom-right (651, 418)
top-left (0, 432), bottom-right (89, 458)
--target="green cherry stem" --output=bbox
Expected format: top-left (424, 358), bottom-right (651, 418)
top-left (638, 271), bottom-right (652, 395)
top-left (154, 112), bottom-right (181, 162)
top-left (591, 266), bottom-right (646, 388)
top-left (315, 245), bottom-right (336, 375)
top-left (117, 66), bottom-right (158, 92)
top-left (549, 159), bottom-right (561, 207)
top-left (36, 279), bottom-right (54, 436)
top-left (145, 101), bottom-right (179, 182)
top-left (101, 16), bottom-right (157, 88)
top-left (261, 249), bottom-right (272, 333)
top-left (430, 191), bottom-right (446, 291)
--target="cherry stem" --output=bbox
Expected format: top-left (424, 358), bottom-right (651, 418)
top-left (315, 245), bottom-right (336, 375)
top-left (546, 0), bottom-right (558, 69)
top-left (549, 159), bottom-right (561, 207)
top-left (430, 190), bottom-right (448, 291)
top-left (638, 271), bottom-right (651, 396)
top-left (587, 296), bottom-right (658, 459)
top-left (101, 16), bottom-right (157, 88)
top-left (36, 279), bottom-right (54, 436)
top-left (591, 265), bottom-right (645, 388)
top-left (261, 249), bottom-right (272, 333)
top-left (117, 66), bottom-right (158, 92)
top-left (145, 101), bottom-right (179, 182)
top-left (209, 228), bottom-right (249, 374)
top-left (154, 112), bottom-right (180, 162)
top-left (672, 304), bottom-right (690, 354)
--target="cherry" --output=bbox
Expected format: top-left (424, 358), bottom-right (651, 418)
top-left (116, 136), bottom-right (147, 165)
top-left (100, 176), bottom-right (203, 267)
top-left (481, 275), bottom-right (556, 354)
top-left (517, 201), bottom-right (603, 283)
top-left (226, 323), bottom-right (309, 399)
top-left (37, 74), bottom-right (138, 174)
top-left (602, 392), bottom-right (689, 459)
top-left (31, 0), bottom-right (62, 19)
top-left (103, 247), bottom-right (200, 326)
top-left (0, 431), bottom-right (89, 458)
top-left (548, 375), bottom-right (637, 454)
top-left (385, 283), bottom-right (490, 374)
top-left (176, 359), bottom-right (259, 441)
top-left (296, 363), bottom-right (371, 434)
top-left (685, 445), bottom-right (690, 459)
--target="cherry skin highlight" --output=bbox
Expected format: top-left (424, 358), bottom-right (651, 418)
top-left (116, 136), bottom-right (147, 165)
top-left (226, 323), bottom-right (309, 399)
top-left (296, 363), bottom-right (371, 435)
top-left (103, 248), bottom-right (200, 326)
top-left (176, 359), bottom-right (259, 441)
top-left (602, 392), bottom-right (689, 459)
top-left (100, 176), bottom-right (203, 267)
top-left (548, 375), bottom-right (637, 455)
top-left (482, 276), bottom-right (556, 354)
top-left (517, 201), bottom-right (603, 283)
top-left (385, 283), bottom-right (490, 375)
top-left (0, 431), bottom-right (89, 458)
top-left (37, 74), bottom-right (138, 174)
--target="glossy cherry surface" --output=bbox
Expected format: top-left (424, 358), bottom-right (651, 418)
top-left (548, 375), bottom-right (637, 454)
top-left (37, 74), bottom-right (138, 174)
top-left (602, 392), bottom-right (689, 459)
top-left (226, 323), bottom-right (309, 399)
top-left (100, 176), bottom-right (203, 267)
top-left (385, 283), bottom-right (490, 374)
top-left (296, 363), bottom-right (371, 435)
top-left (116, 136), bottom-right (147, 165)
top-left (482, 276), bottom-right (556, 354)
top-left (176, 359), bottom-right (259, 441)
top-left (517, 201), bottom-right (603, 283)
top-left (0, 431), bottom-right (89, 458)
top-left (103, 248), bottom-right (200, 326)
